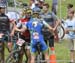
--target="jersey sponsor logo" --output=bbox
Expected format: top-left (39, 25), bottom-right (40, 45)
top-left (33, 32), bottom-right (39, 39)
top-left (17, 38), bottom-right (25, 46)
top-left (32, 21), bottom-right (38, 27)
top-left (0, 17), bottom-right (8, 20)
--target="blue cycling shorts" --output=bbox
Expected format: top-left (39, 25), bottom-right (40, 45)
top-left (30, 35), bottom-right (48, 55)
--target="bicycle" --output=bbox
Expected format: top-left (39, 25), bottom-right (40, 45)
top-left (56, 19), bottom-right (66, 40)
top-left (35, 42), bottom-right (47, 63)
top-left (5, 33), bottom-right (27, 63)
top-left (0, 33), bottom-right (11, 63)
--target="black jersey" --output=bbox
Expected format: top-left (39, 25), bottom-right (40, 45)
top-left (0, 14), bottom-right (10, 33)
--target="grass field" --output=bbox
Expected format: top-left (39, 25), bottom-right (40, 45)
top-left (5, 0), bottom-right (75, 63)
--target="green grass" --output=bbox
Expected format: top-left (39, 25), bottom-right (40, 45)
top-left (55, 40), bottom-right (70, 60)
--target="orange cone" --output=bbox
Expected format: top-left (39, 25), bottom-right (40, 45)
top-left (50, 54), bottom-right (56, 63)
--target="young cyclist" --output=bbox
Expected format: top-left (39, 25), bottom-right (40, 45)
top-left (16, 8), bottom-right (31, 63)
top-left (11, 8), bottom-right (55, 63)
top-left (0, 4), bottom-right (13, 63)
top-left (65, 9), bottom-right (75, 63)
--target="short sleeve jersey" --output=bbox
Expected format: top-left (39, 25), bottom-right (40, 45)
top-left (65, 17), bottom-right (75, 39)
top-left (0, 14), bottom-right (10, 32)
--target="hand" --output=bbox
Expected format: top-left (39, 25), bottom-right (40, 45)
top-left (65, 30), bottom-right (69, 34)
top-left (10, 32), bottom-right (14, 37)
top-left (53, 28), bottom-right (56, 32)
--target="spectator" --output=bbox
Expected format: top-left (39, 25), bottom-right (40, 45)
top-left (29, 0), bottom-right (36, 9)
top-left (65, 9), bottom-right (75, 63)
top-left (66, 4), bottom-right (74, 19)
top-left (67, 3), bottom-right (74, 12)
top-left (52, 0), bottom-right (58, 15)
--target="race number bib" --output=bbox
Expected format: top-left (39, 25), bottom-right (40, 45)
top-left (33, 32), bottom-right (39, 39)
top-left (17, 38), bottom-right (25, 46)
top-left (0, 33), bottom-right (4, 38)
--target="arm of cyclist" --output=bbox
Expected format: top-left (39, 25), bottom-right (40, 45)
top-left (10, 21), bottom-right (27, 36)
top-left (43, 20), bottom-right (54, 31)
top-left (52, 12), bottom-right (61, 31)
top-left (15, 25), bottom-right (27, 32)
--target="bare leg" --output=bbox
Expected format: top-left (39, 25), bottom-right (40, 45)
top-left (7, 42), bottom-right (13, 52)
top-left (26, 49), bottom-right (31, 63)
top-left (44, 52), bottom-right (49, 63)
top-left (70, 50), bottom-right (74, 62)
top-left (30, 55), bottom-right (35, 63)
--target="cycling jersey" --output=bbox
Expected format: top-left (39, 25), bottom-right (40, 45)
top-left (25, 18), bottom-right (48, 54)
top-left (0, 13), bottom-right (10, 33)
top-left (0, 13), bottom-right (11, 42)
top-left (17, 18), bottom-right (30, 42)
top-left (19, 18), bottom-right (30, 38)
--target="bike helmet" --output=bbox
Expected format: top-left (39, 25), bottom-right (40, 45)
top-left (26, 8), bottom-right (32, 14)
top-left (32, 7), bottom-right (41, 14)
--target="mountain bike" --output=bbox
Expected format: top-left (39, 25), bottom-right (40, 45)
top-left (5, 33), bottom-right (27, 63)
top-left (56, 19), bottom-right (65, 40)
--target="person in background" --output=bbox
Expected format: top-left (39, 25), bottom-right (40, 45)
top-left (40, 3), bottom-right (60, 60)
top-left (29, 0), bottom-right (36, 9)
top-left (67, 4), bottom-right (74, 12)
top-left (66, 4), bottom-right (75, 19)
top-left (52, 0), bottom-right (58, 15)
top-left (65, 9), bottom-right (75, 63)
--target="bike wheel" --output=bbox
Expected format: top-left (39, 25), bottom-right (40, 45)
top-left (6, 49), bottom-right (20, 63)
top-left (6, 49), bottom-right (27, 63)
top-left (57, 25), bottom-right (65, 39)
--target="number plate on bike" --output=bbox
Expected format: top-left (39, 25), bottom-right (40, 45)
top-left (17, 38), bottom-right (25, 46)
top-left (33, 32), bottom-right (39, 39)
top-left (0, 33), bottom-right (4, 38)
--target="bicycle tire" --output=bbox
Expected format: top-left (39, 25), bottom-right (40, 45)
top-left (6, 49), bottom-right (27, 63)
top-left (57, 25), bottom-right (65, 39)
top-left (5, 49), bottom-right (19, 63)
